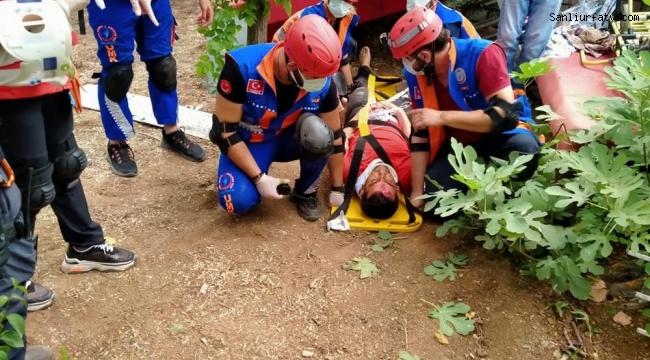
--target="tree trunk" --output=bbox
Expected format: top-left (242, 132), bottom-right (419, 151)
top-left (247, 15), bottom-right (268, 45)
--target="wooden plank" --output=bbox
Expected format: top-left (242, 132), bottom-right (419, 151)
top-left (79, 84), bottom-right (212, 141)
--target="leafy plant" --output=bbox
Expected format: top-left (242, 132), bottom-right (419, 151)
top-left (342, 257), bottom-right (380, 279)
top-left (0, 279), bottom-right (28, 359)
top-left (423, 260), bottom-right (458, 282)
top-left (60, 346), bottom-right (78, 360)
top-left (398, 351), bottom-right (420, 360)
top-left (423, 252), bottom-right (468, 282)
top-left (424, 300), bottom-right (475, 336)
top-left (510, 58), bottom-right (558, 90)
top-left (422, 49), bottom-right (650, 300)
top-left (371, 231), bottom-right (400, 252)
top-left (196, 0), bottom-right (292, 92)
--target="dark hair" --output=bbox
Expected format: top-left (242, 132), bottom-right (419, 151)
top-left (417, 28), bottom-right (450, 55)
top-left (360, 192), bottom-right (399, 219)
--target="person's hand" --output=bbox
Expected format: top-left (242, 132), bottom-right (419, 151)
top-left (409, 193), bottom-right (425, 209)
top-left (255, 174), bottom-right (290, 199)
top-left (329, 191), bottom-right (344, 207)
top-left (93, 0), bottom-right (106, 10)
top-left (197, 0), bottom-right (214, 27)
top-left (130, 0), bottom-right (159, 26)
top-left (409, 108), bottom-right (444, 131)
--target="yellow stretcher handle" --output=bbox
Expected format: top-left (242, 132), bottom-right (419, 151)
top-left (357, 74), bottom-right (377, 137)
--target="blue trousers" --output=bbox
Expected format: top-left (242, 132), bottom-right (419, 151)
top-left (0, 159), bottom-right (37, 360)
top-left (216, 129), bottom-right (329, 215)
top-left (496, 0), bottom-right (562, 74)
top-left (87, 0), bottom-right (178, 141)
top-left (424, 133), bottom-right (541, 222)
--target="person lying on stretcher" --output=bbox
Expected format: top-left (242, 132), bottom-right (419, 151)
top-left (333, 47), bottom-right (412, 220)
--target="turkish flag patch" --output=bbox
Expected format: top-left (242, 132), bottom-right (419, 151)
top-left (219, 79), bottom-right (232, 94)
top-left (246, 79), bottom-right (265, 95)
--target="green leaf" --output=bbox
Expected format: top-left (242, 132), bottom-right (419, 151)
top-left (578, 258), bottom-right (605, 276)
top-left (342, 258), bottom-right (380, 279)
top-left (371, 244), bottom-right (384, 252)
top-left (642, 309), bottom-right (650, 318)
top-left (0, 296), bottom-right (8, 309)
top-left (398, 351), bottom-right (420, 360)
top-left (446, 253), bottom-right (468, 266)
top-left (427, 302), bottom-right (475, 336)
top-left (435, 218), bottom-right (467, 237)
top-left (423, 260), bottom-right (458, 282)
top-left (377, 231), bottom-right (392, 241)
top-left (0, 330), bottom-right (23, 348)
top-left (576, 231), bottom-right (616, 261)
top-left (545, 182), bottom-right (593, 209)
top-left (514, 180), bottom-right (550, 211)
top-left (0, 351), bottom-right (7, 360)
top-left (6, 314), bottom-right (24, 336)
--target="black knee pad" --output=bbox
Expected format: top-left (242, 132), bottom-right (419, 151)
top-left (53, 135), bottom-right (88, 190)
top-left (104, 65), bottom-right (134, 103)
top-left (22, 164), bottom-right (56, 212)
top-left (146, 55), bottom-right (177, 92)
top-left (295, 113), bottom-right (335, 160)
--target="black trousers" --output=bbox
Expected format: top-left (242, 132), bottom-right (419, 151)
top-left (345, 65), bottom-right (372, 124)
top-left (0, 91), bottom-right (105, 247)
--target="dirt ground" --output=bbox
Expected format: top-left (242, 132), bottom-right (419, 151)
top-left (25, 2), bottom-right (650, 359)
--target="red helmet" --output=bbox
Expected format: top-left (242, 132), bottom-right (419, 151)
top-left (387, 7), bottom-right (443, 59)
top-left (284, 14), bottom-right (342, 78)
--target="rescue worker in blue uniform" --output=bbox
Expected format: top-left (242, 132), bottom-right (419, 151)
top-left (0, 147), bottom-right (55, 360)
top-left (387, 8), bottom-right (543, 222)
top-left (406, 0), bottom-right (479, 39)
top-left (211, 15), bottom-right (346, 221)
top-left (87, 0), bottom-right (214, 177)
top-left (273, 0), bottom-right (360, 94)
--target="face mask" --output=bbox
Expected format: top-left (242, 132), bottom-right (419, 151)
top-left (406, 0), bottom-right (431, 11)
top-left (290, 69), bottom-right (327, 92)
top-left (328, 0), bottom-right (353, 18)
top-left (403, 58), bottom-right (424, 76)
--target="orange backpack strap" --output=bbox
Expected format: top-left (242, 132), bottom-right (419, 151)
top-left (69, 66), bottom-right (83, 114)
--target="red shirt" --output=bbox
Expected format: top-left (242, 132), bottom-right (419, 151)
top-left (0, 31), bottom-right (78, 100)
top-left (343, 123), bottom-right (412, 193)
top-left (435, 43), bottom-right (511, 144)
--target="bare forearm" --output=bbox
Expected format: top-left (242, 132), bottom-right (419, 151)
top-left (222, 135), bottom-right (261, 177)
top-left (411, 151), bottom-right (428, 195)
top-left (328, 153), bottom-right (344, 187)
top-left (340, 64), bottom-right (353, 87)
top-left (441, 110), bottom-right (493, 133)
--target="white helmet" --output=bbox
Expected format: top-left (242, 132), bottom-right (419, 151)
top-left (0, 0), bottom-right (74, 87)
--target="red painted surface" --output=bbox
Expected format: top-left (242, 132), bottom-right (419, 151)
top-left (266, 0), bottom-right (406, 41)
top-left (536, 51), bottom-right (624, 150)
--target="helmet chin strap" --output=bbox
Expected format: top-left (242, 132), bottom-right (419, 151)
top-left (413, 41), bottom-right (437, 86)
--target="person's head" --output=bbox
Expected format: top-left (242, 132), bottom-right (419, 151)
top-left (327, 0), bottom-right (358, 19)
top-left (359, 164), bottom-right (400, 219)
top-left (406, 0), bottom-right (437, 11)
top-left (283, 14), bottom-right (342, 92)
top-left (387, 7), bottom-right (450, 76)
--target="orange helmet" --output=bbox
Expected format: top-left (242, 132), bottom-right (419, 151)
top-left (284, 14), bottom-right (342, 78)
top-left (387, 7), bottom-right (443, 59)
